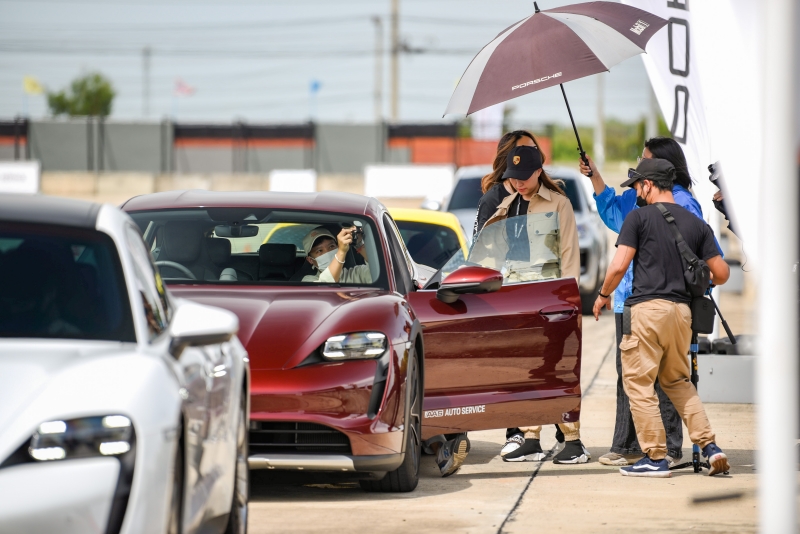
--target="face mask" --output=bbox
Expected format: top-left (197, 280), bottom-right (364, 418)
top-left (635, 184), bottom-right (650, 208)
top-left (314, 248), bottom-right (338, 271)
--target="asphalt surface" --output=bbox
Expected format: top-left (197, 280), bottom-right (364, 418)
top-left (247, 313), bottom-right (759, 533)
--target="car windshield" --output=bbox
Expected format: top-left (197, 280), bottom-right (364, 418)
top-left (447, 176), bottom-right (483, 211)
top-left (440, 212), bottom-right (563, 285)
top-left (560, 177), bottom-right (583, 213)
top-left (395, 220), bottom-right (462, 271)
top-left (0, 224), bottom-right (135, 341)
top-left (128, 208), bottom-right (388, 288)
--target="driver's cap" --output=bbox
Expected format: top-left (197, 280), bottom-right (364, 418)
top-left (302, 226), bottom-right (336, 255)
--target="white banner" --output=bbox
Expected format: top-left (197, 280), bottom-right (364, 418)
top-left (0, 161), bottom-right (40, 194)
top-left (364, 165), bottom-right (455, 202)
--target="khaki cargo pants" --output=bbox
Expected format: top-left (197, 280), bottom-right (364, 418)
top-left (520, 422), bottom-right (580, 442)
top-left (620, 299), bottom-right (716, 460)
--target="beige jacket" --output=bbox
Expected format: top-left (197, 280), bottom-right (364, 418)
top-left (484, 186), bottom-right (580, 281)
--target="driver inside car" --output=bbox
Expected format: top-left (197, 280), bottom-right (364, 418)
top-left (302, 226), bottom-right (371, 284)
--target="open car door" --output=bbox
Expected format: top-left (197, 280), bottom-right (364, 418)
top-left (406, 213), bottom-right (582, 439)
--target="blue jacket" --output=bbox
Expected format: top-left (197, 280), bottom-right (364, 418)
top-left (594, 184), bottom-right (721, 313)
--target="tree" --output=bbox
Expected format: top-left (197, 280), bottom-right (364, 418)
top-left (47, 73), bottom-right (116, 117)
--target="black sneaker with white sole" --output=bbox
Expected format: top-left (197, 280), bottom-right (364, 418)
top-left (502, 436), bottom-right (546, 462)
top-left (552, 439), bottom-right (590, 464)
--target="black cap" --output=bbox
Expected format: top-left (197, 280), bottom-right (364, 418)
top-left (621, 157), bottom-right (676, 188)
top-left (501, 145), bottom-right (543, 180)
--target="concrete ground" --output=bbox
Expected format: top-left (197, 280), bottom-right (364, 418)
top-left (247, 313), bottom-right (758, 534)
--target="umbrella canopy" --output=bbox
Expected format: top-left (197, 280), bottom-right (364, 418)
top-left (444, 2), bottom-right (667, 117)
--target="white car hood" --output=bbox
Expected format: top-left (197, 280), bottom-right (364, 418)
top-left (0, 340), bottom-right (139, 435)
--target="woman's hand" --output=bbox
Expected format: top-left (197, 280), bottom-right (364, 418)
top-left (336, 228), bottom-right (353, 254)
top-left (579, 154), bottom-right (606, 196)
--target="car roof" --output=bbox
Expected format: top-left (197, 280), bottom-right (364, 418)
top-left (121, 190), bottom-right (382, 218)
top-left (455, 165), bottom-right (492, 180)
top-left (0, 193), bottom-right (101, 228)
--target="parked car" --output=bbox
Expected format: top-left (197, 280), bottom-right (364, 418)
top-left (122, 190), bottom-right (583, 493)
top-left (0, 194), bottom-right (249, 534)
top-left (388, 208), bottom-right (468, 271)
top-left (436, 165), bottom-right (608, 314)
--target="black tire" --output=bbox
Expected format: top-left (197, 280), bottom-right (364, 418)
top-left (359, 351), bottom-right (421, 493)
top-left (167, 424), bottom-right (184, 534)
top-left (224, 393), bottom-right (249, 534)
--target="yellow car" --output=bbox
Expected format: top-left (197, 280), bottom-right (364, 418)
top-left (388, 208), bottom-right (469, 271)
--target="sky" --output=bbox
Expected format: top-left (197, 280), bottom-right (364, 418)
top-left (0, 0), bottom-right (658, 128)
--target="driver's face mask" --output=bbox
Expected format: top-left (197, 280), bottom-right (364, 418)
top-left (314, 248), bottom-right (338, 271)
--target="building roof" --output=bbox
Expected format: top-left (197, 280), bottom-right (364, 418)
top-left (0, 193), bottom-right (100, 229)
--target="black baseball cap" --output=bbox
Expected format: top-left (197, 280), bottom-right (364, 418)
top-left (621, 157), bottom-right (676, 188)
top-left (501, 145), bottom-right (543, 180)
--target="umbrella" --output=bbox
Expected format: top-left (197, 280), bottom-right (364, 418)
top-left (444, 1), bottom-right (667, 175)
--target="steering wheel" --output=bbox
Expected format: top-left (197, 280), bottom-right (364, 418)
top-left (155, 261), bottom-right (197, 280)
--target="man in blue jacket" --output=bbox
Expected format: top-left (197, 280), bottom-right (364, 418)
top-left (579, 137), bottom-right (722, 467)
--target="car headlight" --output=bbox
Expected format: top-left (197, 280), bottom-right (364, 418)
top-left (29, 415), bottom-right (134, 462)
top-left (322, 332), bottom-right (387, 360)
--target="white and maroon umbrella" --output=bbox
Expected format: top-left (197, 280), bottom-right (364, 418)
top-left (444, 1), bottom-right (667, 171)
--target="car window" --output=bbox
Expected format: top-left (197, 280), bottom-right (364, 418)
top-left (128, 208), bottom-right (388, 289)
top-left (0, 223), bottom-right (135, 342)
top-left (383, 215), bottom-right (414, 294)
top-left (395, 220), bottom-right (462, 271)
top-left (447, 176), bottom-right (483, 211)
top-left (559, 177), bottom-right (583, 213)
top-left (441, 212), bottom-right (566, 285)
top-left (125, 226), bottom-right (172, 341)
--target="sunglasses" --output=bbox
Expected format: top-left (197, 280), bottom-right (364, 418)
top-left (627, 168), bottom-right (646, 181)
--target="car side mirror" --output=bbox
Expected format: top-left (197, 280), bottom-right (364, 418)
top-left (436, 266), bottom-right (503, 304)
top-left (168, 301), bottom-right (239, 358)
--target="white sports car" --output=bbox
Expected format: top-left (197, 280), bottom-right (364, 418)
top-left (0, 194), bottom-right (250, 534)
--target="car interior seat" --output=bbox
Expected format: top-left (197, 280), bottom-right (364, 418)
top-left (204, 237), bottom-right (250, 281)
top-left (160, 221), bottom-right (217, 280)
top-left (258, 243), bottom-right (297, 280)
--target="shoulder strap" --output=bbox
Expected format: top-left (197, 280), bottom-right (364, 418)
top-left (655, 203), bottom-right (698, 267)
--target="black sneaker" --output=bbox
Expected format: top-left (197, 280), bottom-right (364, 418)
top-left (553, 439), bottom-right (590, 464)
top-left (702, 443), bottom-right (730, 476)
top-left (620, 455), bottom-right (671, 478)
top-left (502, 436), bottom-right (546, 462)
top-left (437, 434), bottom-right (470, 477)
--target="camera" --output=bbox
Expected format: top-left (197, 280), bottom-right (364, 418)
top-left (708, 161), bottom-right (723, 189)
top-left (340, 221), bottom-right (364, 249)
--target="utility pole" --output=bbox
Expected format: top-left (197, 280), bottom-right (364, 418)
top-left (390, 0), bottom-right (399, 122)
top-left (372, 16), bottom-right (384, 123)
top-left (646, 83), bottom-right (659, 139)
top-left (594, 72), bottom-right (605, 171)
top-left (142, 46), bottom-right (151, 119)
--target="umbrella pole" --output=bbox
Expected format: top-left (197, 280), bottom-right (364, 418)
top-left (560, 83), bottom-right (593, 177)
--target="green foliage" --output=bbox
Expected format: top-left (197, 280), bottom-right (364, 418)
top-left (47, 73), bottom-right (116, 117)
top-left (548, 117), bottom-right (673, 163)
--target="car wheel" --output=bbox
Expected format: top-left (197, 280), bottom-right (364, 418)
top-left (224, 394), bottom-right (249, 534)
top-left (359, 351), bottom-right (421, 493)
top-left (167, 424), bottom-right (184, 534)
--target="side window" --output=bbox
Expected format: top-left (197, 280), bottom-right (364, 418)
top-left (383, 215), bottom-right (414, 294)
top-left (125, 225), bottom-right (171, 341)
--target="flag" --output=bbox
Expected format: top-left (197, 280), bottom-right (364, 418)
top-left (23, 76), bottom-right (44, 95)
top-left (174, 78), bottom-right (195, 96)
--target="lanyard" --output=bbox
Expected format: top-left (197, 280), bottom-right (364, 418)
top-left (513, 196), bottom-right (525, 238)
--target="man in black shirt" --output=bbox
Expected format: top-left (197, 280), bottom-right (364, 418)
top-left (592, 158), bottom-right (731, 478)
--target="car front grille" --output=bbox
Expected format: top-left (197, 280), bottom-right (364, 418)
top-left (249, 422), bottom-right (351, 454)
top-left (580, 249), bottom-right (588, 275)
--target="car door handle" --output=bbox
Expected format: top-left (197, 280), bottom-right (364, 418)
top-left (539, 306), bottom-right (575, 319)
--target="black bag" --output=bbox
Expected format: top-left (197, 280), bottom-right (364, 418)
top-left (655, 203), bottom-right (716, 334)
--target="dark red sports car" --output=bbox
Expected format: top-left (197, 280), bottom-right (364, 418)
top-left (123, 190), bottom-right (582, 492)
